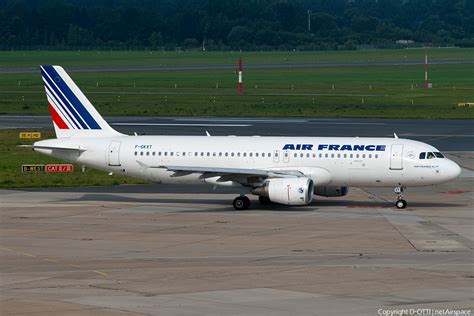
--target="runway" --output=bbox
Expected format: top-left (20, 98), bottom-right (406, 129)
top-left (1, 115), bottom-right (473, 151)
top-left (0, 153), bottom-right (473, 315)
top-left (2, 58), bottom-right (474, 74)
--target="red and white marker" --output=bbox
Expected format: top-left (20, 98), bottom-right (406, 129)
top-left (237, 57), bottom-right (243, 95)
top-left (424, 47), bottom-right (430, 88)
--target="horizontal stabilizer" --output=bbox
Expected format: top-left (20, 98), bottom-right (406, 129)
top-left (18, 144), bottom-right (86, 152)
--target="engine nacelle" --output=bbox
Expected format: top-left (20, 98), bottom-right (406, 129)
top-left (253, 177), bottom-right (314, 205)
top-left (314, 186), bottom-right (349, 197)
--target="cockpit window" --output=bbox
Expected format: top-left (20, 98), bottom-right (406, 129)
top-left (420, 152), bottom-right (444, 159)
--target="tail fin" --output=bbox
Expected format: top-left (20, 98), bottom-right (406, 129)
top-left (40, 65), bottom-right (123, 138)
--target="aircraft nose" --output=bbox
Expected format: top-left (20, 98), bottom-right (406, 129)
top-left (446, 160), bottom-right (462, 180)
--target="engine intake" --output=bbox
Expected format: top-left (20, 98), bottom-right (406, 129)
top-left (314, 186), bottom-right (349, 197)
top-left (253, 177), bottom-right (314, 205)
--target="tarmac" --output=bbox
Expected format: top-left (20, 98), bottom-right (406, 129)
top-left (0, 152), bottom-right (473, 315)
top-left (1, 115), bottom-right (473, 151)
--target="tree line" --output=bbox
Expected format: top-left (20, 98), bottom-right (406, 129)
top-left (0, 0), bottom-right (472, 50)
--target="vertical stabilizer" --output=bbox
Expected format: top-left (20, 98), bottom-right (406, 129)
top-left (40, 65), bottom-right (123, 138)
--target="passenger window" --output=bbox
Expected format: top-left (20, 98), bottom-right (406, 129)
top-left (331, 154), bottom-right (334, 158)
top-left (213, 152), bottom-right (216, 157)
top-left (419, 152), bottom-right (426, 159)
top-left (225, 152), bottom-right (228, 157)
top-left (164, 152), bottom-right (167, 156)
top-left (140, 152), bottom-right (143, 156)
top-left (300, 153), bottom-right (304, 158)
top-left (350, 154), bottom-right (353, 158)
top-left (249, 153), bottom-right (253, 157)
top-left (343, 154), bottom-right (347, 158)
top-left (337, 154), bottom-right (341, 158)
top-left (237, 152), bottom-right (241, 157)
top-left (268, 153), bottom-right (272, 157)
top-left (356, 154), bottom-right (359, 158)
top-left (201, 152), bottom-right (204, 156)
top-left (134, 151), bottom-right (137, 156)
top-left (194, 152), bottom-right (198, 156)
top-left (207, 152), bottom-right (210, 156)
top-left (362, 154), bottom-right (366, 158)
top-left (368, 154), bottom-right (372, 158)
top-left (325, 153), bottom-right (328, 158)
top-left (231, 153), bottom-right (234, 157)
top-left (275, 152), bottom-right (278, 157)
top-left (170, 152), bottom-right (174, 156)
top-left (427, 152), bottom-right (435, 159)
top-left (243, 153), bottom-right (246, 157)
top-left (183, 152), bottom-right (186, 156)
top-left (319, 153), bottom-right (322, 158)
top-left (375, 154), bottom-right (378, 159)
top-left (152, 152), bottom-right (155, 156)
top-left (219, 152), bottom-right (222, 157)
top-left (294, 153), bottom-right (298, 158)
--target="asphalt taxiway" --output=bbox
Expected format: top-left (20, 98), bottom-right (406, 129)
top-left (1, 115), bottom-right (473, 151)
top-left (0, 153), bottom-right (473, 315)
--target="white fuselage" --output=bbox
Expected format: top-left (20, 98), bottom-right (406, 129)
top-left (34, 135), bottom-right (461, 189)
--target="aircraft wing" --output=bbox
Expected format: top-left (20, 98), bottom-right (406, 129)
top-left (137, 162), bottom-right (304, 186)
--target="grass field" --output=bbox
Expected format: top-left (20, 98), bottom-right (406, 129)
top-left (0, 129), bottom-right (149, 189)
top-left (0, 49), bottom-right (473, 119)
top-left (1, 49), bottom-right (473, 68)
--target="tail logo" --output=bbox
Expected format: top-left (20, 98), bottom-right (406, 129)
top-left (41, 65), bottom-right (101, 130)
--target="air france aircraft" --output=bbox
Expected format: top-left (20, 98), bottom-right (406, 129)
top-left (30, 65), bottom-right (461, 210)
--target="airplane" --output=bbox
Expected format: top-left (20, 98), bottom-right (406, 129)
top-left (29, 65), bottom-right (461, 210)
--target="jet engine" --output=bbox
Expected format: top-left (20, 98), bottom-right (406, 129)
top-left (314, 186), bottom-right (349, 197)
top-left (253, 177), bottom-right (314, 205)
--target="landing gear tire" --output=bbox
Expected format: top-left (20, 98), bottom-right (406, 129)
top-left (394, 186), bottom-right (407, 209)
top-left (233, 196), bottom-right (250, 210)
top-left (396, 199), bottom-right (407, 209)
top-left (258, 196), bottom-right (272, 205)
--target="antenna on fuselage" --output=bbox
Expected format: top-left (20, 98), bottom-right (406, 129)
top-left (394, 133), bottom-right (399, 139)
top-left (206, 131), bottom-right (211, 137)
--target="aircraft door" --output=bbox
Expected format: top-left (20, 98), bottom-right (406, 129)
top-left (283, 150), bottom-right (290, 163)
top-left (390, 144), bottom-right (403, 170)
top-left (273, 150), bottom-right (280, 163)
top-left (108, 141), bottom-right (121, 166)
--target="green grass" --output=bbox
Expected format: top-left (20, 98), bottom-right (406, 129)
top-left (0, 129), bottom-right (149, 189)
top-left (0, 48), bottom-right (473, 68)
top-left (0, 49), bottom-right (473, 119)
top-left (1, 65), bottom-right (472, 119)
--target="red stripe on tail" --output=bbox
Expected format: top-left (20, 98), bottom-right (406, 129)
top-left (49, 103), bottom-right (69, 129)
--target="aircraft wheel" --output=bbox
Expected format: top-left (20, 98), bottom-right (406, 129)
top-left (396, 199), bottom-right (407, 209)
top-left (233, 196), bottom-right (250, 210)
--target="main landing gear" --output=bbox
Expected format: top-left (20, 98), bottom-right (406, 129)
top-left (394, 186), bottom-right (407, 209)
top-left (233, 196), bottom-right (251, 210)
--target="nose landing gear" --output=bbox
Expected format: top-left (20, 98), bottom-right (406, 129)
top-left (394, 186), bottom-right (407, 209)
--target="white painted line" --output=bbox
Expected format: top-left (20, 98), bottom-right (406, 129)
top-left (112, 123), bottom-right (251, 127)
top-left (399, 134), bottom-right (474, 137)
top-left (174, 118), bottom-right (308, 123)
